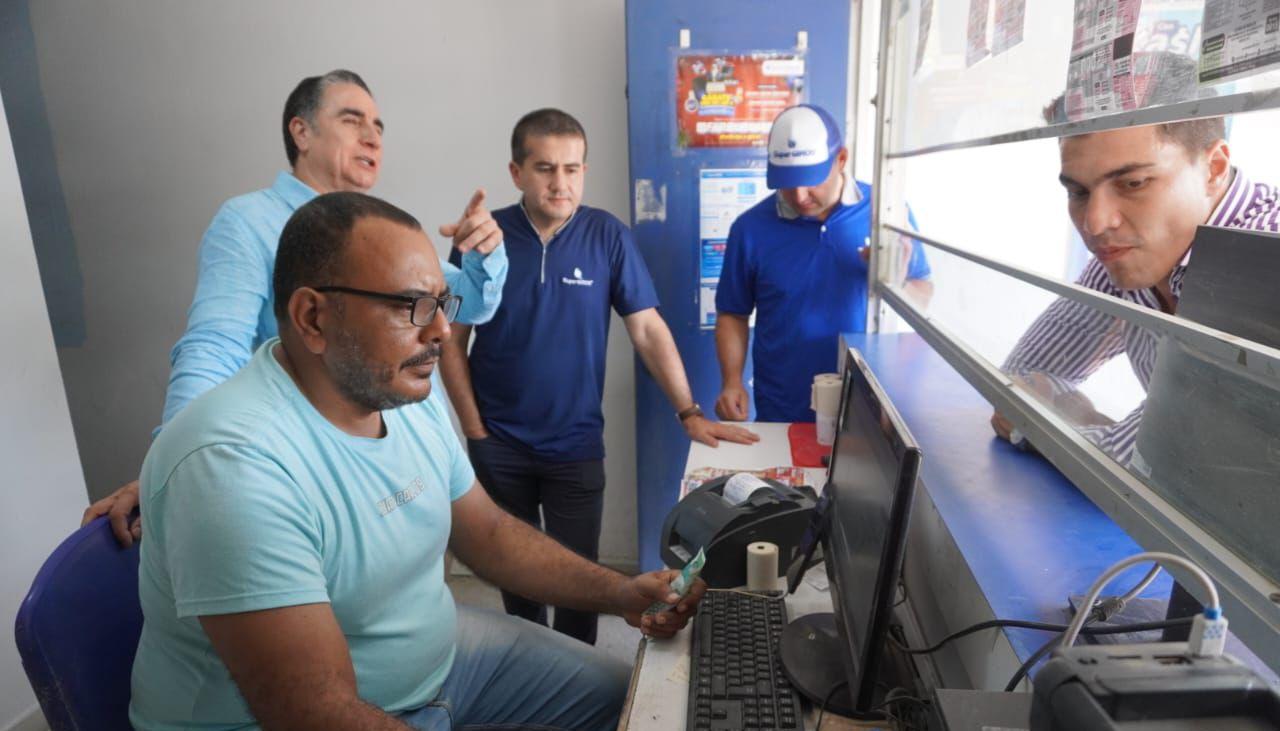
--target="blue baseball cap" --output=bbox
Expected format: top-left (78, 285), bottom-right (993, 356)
top-left (766, 104), bottom-right (843, 190)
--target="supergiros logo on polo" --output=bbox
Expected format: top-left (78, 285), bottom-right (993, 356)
top-left (563, 267), bottom-right (594, 287)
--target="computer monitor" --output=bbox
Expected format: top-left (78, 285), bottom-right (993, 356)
top-left (781, 347), bottom-right (923, 717)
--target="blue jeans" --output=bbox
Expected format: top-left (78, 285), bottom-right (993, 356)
top-left (399, 605), bottom-right (631, 730)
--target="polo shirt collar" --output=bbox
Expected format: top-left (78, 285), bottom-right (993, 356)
top-left (775, 170), bottom-right (863, 221)
top-left (273, 170), bottom-right (320, 211)
top-left (518, 198), bottom-right (578, 243)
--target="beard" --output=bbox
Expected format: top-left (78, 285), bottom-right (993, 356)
top-left (329, 328), bottom-right (439, 412)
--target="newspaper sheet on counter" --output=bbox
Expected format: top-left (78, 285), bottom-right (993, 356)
top-left (679, 466), bottom-right (809, 500)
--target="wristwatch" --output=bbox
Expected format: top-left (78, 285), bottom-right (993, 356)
top-left (677, 403), bottom-right (704, 422)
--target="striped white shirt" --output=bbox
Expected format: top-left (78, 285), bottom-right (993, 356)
top-left (1003, 168), bottom-right (1279, 462)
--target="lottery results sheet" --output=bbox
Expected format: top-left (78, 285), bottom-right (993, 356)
top-left (1066, 0), bottom-right (1144, 120)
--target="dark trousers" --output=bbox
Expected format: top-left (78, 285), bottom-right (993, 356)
top-left (467, 436), bottom-right (607, 645)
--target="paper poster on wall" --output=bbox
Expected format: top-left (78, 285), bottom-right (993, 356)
top-left (675, 53), bottom-right (806, 148)
top-left (915, 0), bottom-right (935, 73)
top-left (698, 169), bottom-right (772, 329)
top-left (966, 0), bottom-right (992, 67)
top-left (1199, 0), bottom-right (1280, 85)
top-left (1134, 0), bottom-right (1203, 58)
top-left (992, 0), bottom-right (1028, 55)
top-left (1065, 0), bottom-right (1143, 120)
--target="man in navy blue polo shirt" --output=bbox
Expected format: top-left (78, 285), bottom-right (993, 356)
top-left (440, 108), bottom-right (756, 645)
top-left (714, 104), bottom-right (933, 424)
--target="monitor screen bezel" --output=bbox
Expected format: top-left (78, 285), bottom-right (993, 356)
top-left (822, 347), bottom-right (923, 711)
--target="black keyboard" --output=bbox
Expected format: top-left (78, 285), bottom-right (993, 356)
top-left (687, 590), bottom-right (803, 730)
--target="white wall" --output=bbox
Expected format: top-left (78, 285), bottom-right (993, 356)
top-left (24, 0), bottom-right (639, 566)
top-left (0, 87), bottom-right (90, 731)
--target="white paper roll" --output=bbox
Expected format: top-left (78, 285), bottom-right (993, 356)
top-left (723, 473), bottom-right (771, 505)
top-left (746, 541), bottom-right (779, 591)
top-left (810, 373), bottom-right (842, 417)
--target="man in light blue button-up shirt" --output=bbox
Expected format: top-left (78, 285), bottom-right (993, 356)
top-left (82, 70), bottom-right (508, 539)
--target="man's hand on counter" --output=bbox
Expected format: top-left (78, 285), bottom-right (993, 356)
top-left (685, 414), bottom-right (759, 447)
top-left (714, 384), bottom-right (750, 421)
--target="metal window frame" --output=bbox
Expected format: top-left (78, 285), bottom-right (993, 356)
top-left (886, 87), bottom-right (1280, 159)
top-left (878, 283), bottom-right (1280, 665)
top-left (884, 223), bottom-right (1280, 381)
top-left (867, 0), bottom-right (1280, 668)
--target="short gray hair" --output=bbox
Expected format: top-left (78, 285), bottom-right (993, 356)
top-left (281, 70), bottom-right (372, 166)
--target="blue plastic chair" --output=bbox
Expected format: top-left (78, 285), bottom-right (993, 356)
top-left (14, 516), bottom-right (141, 731)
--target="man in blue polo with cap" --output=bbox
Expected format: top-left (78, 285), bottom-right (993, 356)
top-left (714, 104), bottom-right (933, 423)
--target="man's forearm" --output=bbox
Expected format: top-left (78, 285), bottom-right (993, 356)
top-left (453, 496), bottom-right (628, 613)
top-left (438, 324), bottom-right (486, 437)
top-left (628, 312), bottom-right (696, 411)
top-left (256, 695), bottom-right (412, 731)
top-left (715, 314), bottom-right (750, 386)
top-left (904, 278), bottom-right (934, 309)
top-left (201, 607), bottom-right (416, 731)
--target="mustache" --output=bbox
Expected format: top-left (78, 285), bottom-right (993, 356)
top-left (400, 344), bottom-right (442, 369)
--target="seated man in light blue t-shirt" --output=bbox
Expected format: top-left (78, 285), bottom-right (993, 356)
top-left (130, 192), bottom-right (703, 731)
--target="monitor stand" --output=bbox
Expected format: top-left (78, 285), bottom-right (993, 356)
top-left (779, 613), bottom-right (856, 718)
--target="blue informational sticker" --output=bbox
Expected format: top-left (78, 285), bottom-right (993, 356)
top-left (698, 168), bottom-right (771, 329)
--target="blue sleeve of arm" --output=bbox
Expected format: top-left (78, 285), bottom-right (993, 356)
top-left (444, 244), bottom-right (508, 326)
top-left (158, 444), bottom-right (328, 618)
top-left (714, 219), bottom-right (755, 315)
top-left (610, 224), bottom-right (660, 316)
top-left (162, 208), bottom-right (271, 427)
top-left (905, 207), bottom-right (931, 280)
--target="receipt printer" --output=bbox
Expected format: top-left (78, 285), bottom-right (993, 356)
top-left (661, 475), bottom-right (817, 588)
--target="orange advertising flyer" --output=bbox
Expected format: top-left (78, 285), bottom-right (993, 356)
top-left (675, 53), bottom-right (806, 148)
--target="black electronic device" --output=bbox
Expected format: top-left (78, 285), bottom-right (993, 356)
top-left (660, 475), bottom-right (816, 589)
top-left (779, 347), bottom-right (923, 717)
top-left (686, 591), bottom-right (803, 731)
top-left (1030, 642), bottom-right (1280, 730)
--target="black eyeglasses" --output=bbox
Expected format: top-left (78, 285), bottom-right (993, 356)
top-left (314, 286), bottom-right (463, 326)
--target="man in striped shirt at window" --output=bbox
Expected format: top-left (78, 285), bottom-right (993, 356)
top-left (992, 113), bottom-right (1279, 463)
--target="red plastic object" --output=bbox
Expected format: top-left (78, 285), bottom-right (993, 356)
top-left (787, 422), bottom-right (831, 467)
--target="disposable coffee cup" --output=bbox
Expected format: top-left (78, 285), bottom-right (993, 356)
top-left (816, 413), bottom-right (836, 446)
top-left (811, 373), bottom-right (841, 446)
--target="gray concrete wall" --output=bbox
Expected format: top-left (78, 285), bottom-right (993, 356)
top-left (21, 0), bottom-right (639, 567)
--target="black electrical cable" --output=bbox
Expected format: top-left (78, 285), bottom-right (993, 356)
top-left (1005, 632), bottom-right (1064, 692)
top-left (890, 616), bottom-right (1194, 655)
top-left (873, 692), bottom-right (932, 731)
top-left (1000, 615), bottom-right (1196, 691)
top-left (814, 679), bottom-right (851, 730)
